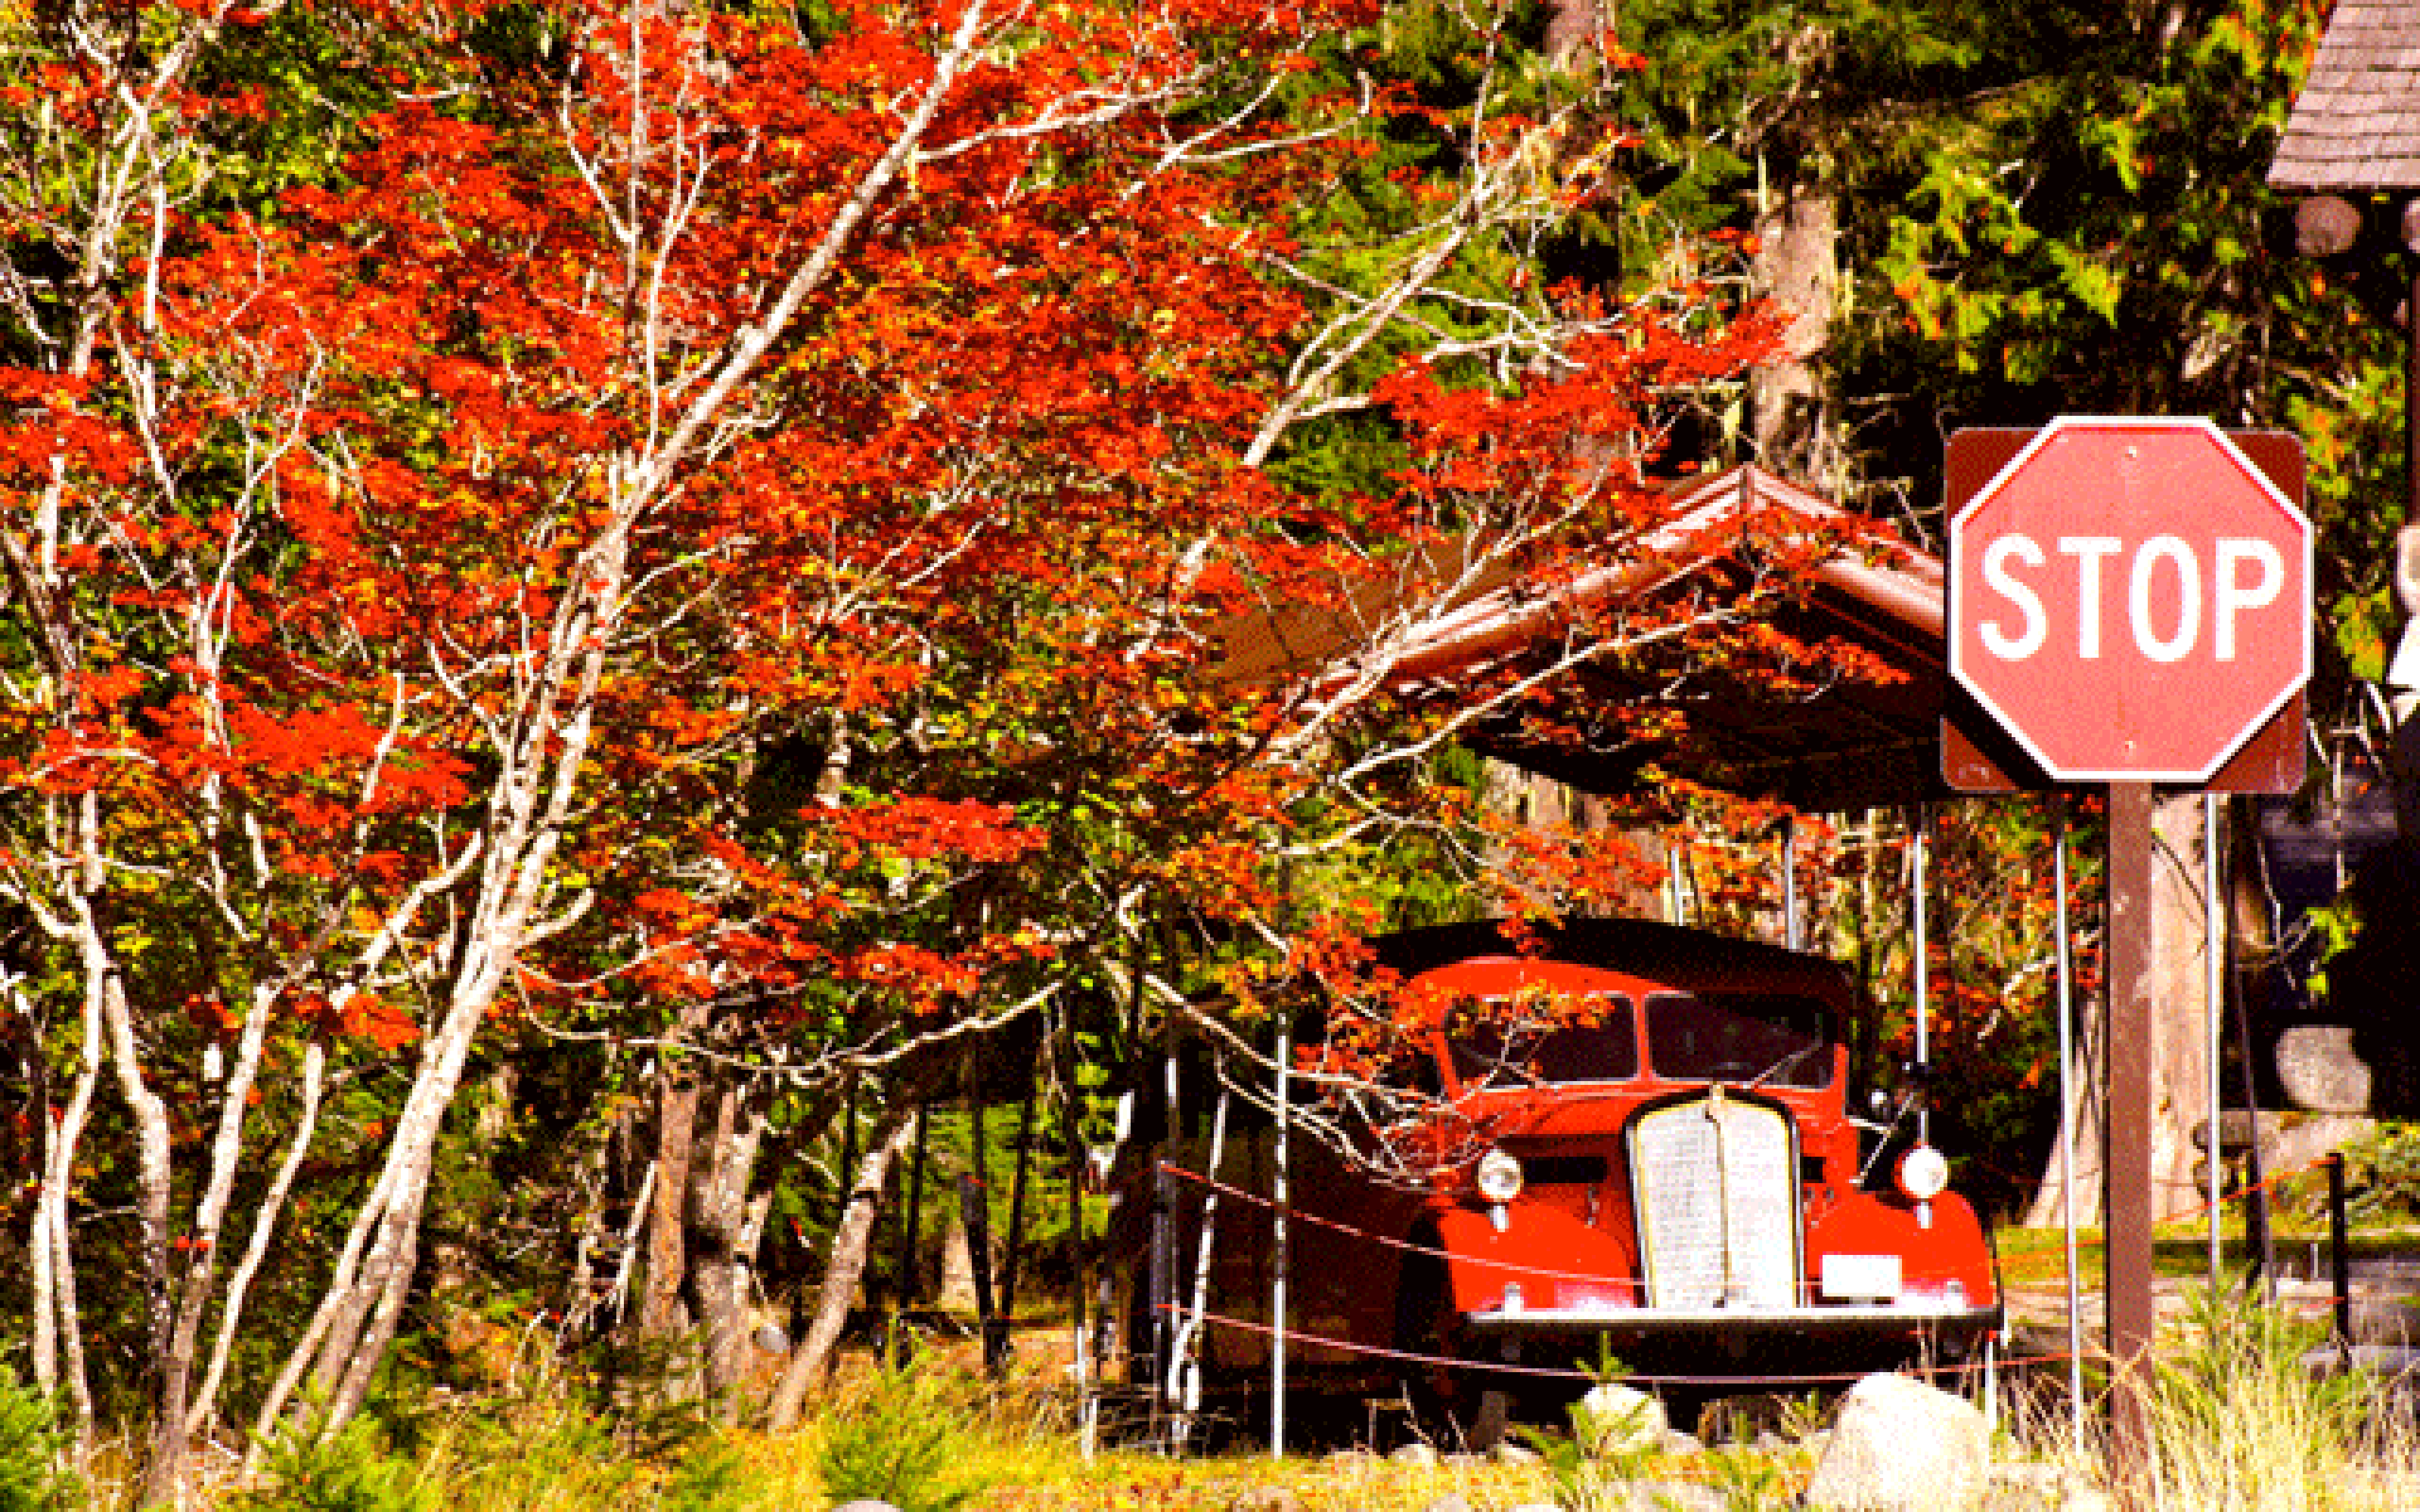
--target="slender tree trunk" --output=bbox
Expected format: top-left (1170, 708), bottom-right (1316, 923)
top-left (2025, 982), bottom-right (2108, 1229)
top-left (190, 1041), bottom-right (326, 1436)
top-left (687, 1077), bottom-right (766, 1403)
top-left (2148, 792), bottom-right (2216, 1222)
top-left (256, 960), bottom-right (505, 1441)
top-left (32, 995), bottom-right (100, 1452)
top-left (86, 957), bottom-right (187, 1509)
top-left (1749, 186), bottom-right (1839, 488)
top-left (644, 1068), bottom-right (700, 1340)
top-left (767, 1107), bottom-right (916, 1428)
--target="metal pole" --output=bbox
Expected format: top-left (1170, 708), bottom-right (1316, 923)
top-left (1148, 1162), bottom-right (1175, 1425)
top-left (1913, 805), bottom-right (1930, 1147)
top-left (2055, 797), bottom-right (2084, 1458)
top-left (1783, 818), bottom-right (1802, 951)
top-left (2206, 793), bottom-right (2225, 1292)
top-left (1057, 1028), bottom-right (1095, 1455)
top-left (2108, 781), bottom-right (2159, 1469)
top-left (1271, 1017), bottom-right (1290, 1458)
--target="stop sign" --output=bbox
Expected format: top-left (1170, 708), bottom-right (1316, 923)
top-left (1949, 416), bottom-right (2310, 782)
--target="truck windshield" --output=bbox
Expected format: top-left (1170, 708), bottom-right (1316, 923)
top-left (1644, 990), bottom-right (1832, 1087)
top-left (1444, 994), bottom-right (1639, 1089)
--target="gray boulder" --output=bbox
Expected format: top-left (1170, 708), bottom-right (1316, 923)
top-left (1576, 1381), bottom-right (1669, 1457)
top-left (1804, 1372), bottom-right (1990, 1512)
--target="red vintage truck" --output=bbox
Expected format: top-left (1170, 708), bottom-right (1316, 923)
top-left (1100, 917), bottom-right (2002, 1444)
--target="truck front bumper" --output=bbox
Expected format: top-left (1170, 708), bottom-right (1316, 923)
top-left (1461, 1300), bottom-right (2003, 1349)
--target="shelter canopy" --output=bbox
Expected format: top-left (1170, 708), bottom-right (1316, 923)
top-left (1215, 465), bottom-right (1961, 813)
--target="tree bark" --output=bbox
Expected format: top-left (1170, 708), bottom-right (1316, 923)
top-left (2034, 793), bottom-right (2228, 1230)
top-left (766, 1106), bottom-right (917, 1428)
top-left (2024, 982), bottom-right (2108, 1230)
top-left (686, 1077), bottom-right (767, 1403)
top-left (1749, 186), bottom-right (1838, 488)
top-left (643, 1068), bottom-right (700, 1341)
top-left (30, 983), bottom-right (100, 1452)
top-left (189, 1041), bottom-right (326, 1437)
top-left (90, 961), bottom-right (185, 1509)
top-left (2148, 792), bottom-right (2217, 1225)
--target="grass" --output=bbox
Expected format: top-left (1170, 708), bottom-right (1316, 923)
top-left (2008, 1284), bottom-right (2420, 1510)
top-left (1995, 1222), bottom-right (2420, 1293)
top-left (30, 1281), bottom-right (2420, 1511)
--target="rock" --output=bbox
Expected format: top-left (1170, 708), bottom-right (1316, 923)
top-left (1415, 1495), bottom-right (1473, 1512)
top-left (1390, 1441), bottom-right (1441, 1467)
top-left (1226, 1489), bottom-right (1306, 1512)
top-left (2276, 1024), bottom-right (2372, 1113)
top-left (1491, 1440), bottom-right (1543, 1465)
top-left (1804, 1372), bottom-right (1989, 1512)
top-left (1658, 1428), bottom-right (1703, 1457)
top-left (1576, 1381), bottom-right (1669, 1456)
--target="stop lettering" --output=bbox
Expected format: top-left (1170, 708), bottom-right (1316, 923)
top-left (1971, 533), bottom-right (2286, 665)
top-left (1947, 418), bottom-right (2310, 782)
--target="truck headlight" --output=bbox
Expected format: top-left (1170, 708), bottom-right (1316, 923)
top-left (1475, 1148), bottom-right (1524, 1204)
top-left (1896, 1144), bottom-right (1950, 1203)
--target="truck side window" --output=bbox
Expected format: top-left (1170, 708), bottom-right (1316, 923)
top-left (1444, 993), bottom-right (1637, 1088)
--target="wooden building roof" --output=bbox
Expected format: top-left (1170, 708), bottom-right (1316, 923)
top-left (1213, 465), bottom-right (1961, 813)
top-left (2270, 0), bottom-right (2420, 195)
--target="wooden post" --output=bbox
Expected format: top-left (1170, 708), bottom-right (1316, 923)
top-left (2107, 781), bottom-right (2159, 1463)
top-left (2329, 1152), bottom-right (2353, 1354)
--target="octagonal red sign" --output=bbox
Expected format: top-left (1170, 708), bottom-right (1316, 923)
top-left (1948, 417), bottom-right (2310, 783)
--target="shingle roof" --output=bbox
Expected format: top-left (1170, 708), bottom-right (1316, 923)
top-left (2271, 0), bottom-right (2420, 193)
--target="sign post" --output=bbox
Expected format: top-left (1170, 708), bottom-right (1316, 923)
top-left (1945, 417), bottom-right (2310, 1459)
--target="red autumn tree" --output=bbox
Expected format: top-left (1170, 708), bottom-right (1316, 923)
top-left (0, 0), bottom-right (1812, 1494)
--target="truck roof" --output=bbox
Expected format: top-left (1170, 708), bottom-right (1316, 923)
top-left (1372, 917), bottom-right (1855, 1002)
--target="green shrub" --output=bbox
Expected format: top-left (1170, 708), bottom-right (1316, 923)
top-left (659, 1435), bottom-right (756, 1512)
top-left (0, 1368), bottom-right (78, 1512)
top-left (233, 1412), bottom-right (435, 1512)
top-left (815, 1360), bottom-right (984, 1512)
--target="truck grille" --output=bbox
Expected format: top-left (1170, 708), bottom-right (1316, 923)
top-left (1628, 1093), bottom-right (1801, 1309)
